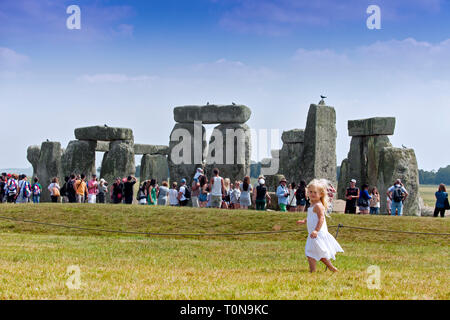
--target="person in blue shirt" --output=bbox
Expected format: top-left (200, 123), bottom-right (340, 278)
top-left (387, 179), bottom-right (409, 216)
top-left (434, 184), bottom-right (448, 218)
top-left (358, 184), bottom-right (372, 214)
top-left (277, 178), bottom-right (289, 212)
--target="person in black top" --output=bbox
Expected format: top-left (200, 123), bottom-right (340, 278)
top-left (0, 173), bottom-right (6, 203)
top-left (67, 174), bottom-right (77, 203)
top-left (295, 180), bottom-right (307, 212)
top-left (123, 176), bottom-right (137, 204)
top-left (345, 179), bottom-right (360, 214)
top-left (253, 177), bottom-right (271, 211)
top-left (111, 178), bottom-right (124, 204)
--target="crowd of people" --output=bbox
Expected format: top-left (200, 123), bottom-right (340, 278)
top-left (1, 170), bottom-right (448, 217)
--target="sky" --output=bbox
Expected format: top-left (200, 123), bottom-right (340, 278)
top-left (1, 0), bottom-right (450, 171)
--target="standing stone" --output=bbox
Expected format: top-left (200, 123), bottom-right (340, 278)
top-left (377, 147), bottom-right (420, 216)
top-left (100, 140), bottom-right (135, 185)
top-left (27, 145), bottom-right (41, 176)
top-left (61, 140), bottom-right (97, 178)
top-left (301, 103), bottom-right (337, 186)
top-left (279, 129), bottom-right (304, 183)
top-left (205, 123), bottom-right (251, 184)
top-left (36, 142), bottom-right (63, 202)
top-left (141, 154), bottom-right (169, 183)
top-left (168, 123), bottom-right (206, 185)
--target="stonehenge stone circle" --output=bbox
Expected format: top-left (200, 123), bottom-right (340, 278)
top-left (301, 102), bottom-right (337, 186)
top-left (174, 104), bottom-right (251, 124)
top-left (74, 126), bottom-right (133, 141)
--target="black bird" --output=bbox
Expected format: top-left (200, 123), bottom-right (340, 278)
top-left (104, 124), bottom-right (108, 128)
top-left (46, 139), bottom-right (49, 142)
top-left (321, 95), bottom-right (327, 99)
top-left (207, 102), bottom-right (210, 105)
top-left (232, 102), bottom-right (236, 105)
top-left (402, 144), bottom-right (407, 149)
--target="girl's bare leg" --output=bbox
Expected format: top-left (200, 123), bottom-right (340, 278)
top-left (320, 258), bottom-right (338, 272)
top-left (307, 257), bottom-right (317, 273)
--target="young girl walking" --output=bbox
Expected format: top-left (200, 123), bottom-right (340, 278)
top-left (297, 179), bottom-right (343, 272)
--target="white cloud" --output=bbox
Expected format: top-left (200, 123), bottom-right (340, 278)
top-left (77, 73), bottom-right (156, 83)
top-left (0, 47), bottom-right (30, 68)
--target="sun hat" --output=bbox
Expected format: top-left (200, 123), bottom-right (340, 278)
top-left (350, 179), bottom-right (356, 183)
top-left (259, 178), bottom-right (265, 185)
top-left (181, 178), bottom-right (187, 184)
top-left (280, 178), bottom-right (287, 183)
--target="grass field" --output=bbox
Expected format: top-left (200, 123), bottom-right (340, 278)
top-left (420, 184), bottom-right (439, 207)
top-left (0, 203), bottom-right (448, 300)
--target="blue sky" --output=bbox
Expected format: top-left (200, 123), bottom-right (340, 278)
top-left (1, 0), bottom-right (450, 171)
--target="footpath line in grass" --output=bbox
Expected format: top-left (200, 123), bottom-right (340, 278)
top-left (1, 215), bottom-right (449, 237)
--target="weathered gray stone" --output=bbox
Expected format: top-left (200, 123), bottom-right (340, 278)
top-left (134, 144), bottom-right (169, 156)
top-left (100, 140), bottom-right (135, 185)
top-left (140, 154), bottom-right (169, 183)
top-left (168, 123), bottom-right (207, 185)
top-left (338, 134), bottom-right (392, 199)
top-left (27, 145), bottom-right (41, 175)
top-left (281, 129), bottom-right (304, 144)
top-left (377, 147), bottom-right (420, 216)
top-left (280, 141), bottom-right (303, 183)
top-left (301, 103), bottom-right (337, 186)
top-left (61, 140), bottom-right (97, 178)
top-left (348, 117), bottom-right (395, 137)
top-left (95, 141), bottom-right (110, 152)
top-left (265, 174), bottom-right (285, 192)
top-left (205, 123), bottom-right (251, 184)
top-left (74, 126), bottom-right (133, 141)
top-left (174, 104), bottom-right (251, 124)
top-left (36, 142), bottom-right (63, 202)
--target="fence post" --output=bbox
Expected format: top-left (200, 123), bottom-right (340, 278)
top-left (335, 223), bottom-right (343, 239)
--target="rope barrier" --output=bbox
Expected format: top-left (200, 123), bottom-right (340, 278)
top-left (0, 215), bottom-right (449, 237)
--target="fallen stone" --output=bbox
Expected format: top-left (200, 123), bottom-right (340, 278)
top-left (174, 104), bottom-right (251, 124)
top-left (74, 126), bottom-right (134, 141)
top-left (348, 117), bottom-right (395, 137)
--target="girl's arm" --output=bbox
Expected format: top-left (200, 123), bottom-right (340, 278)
top-left (310, 204), bottom-right (325, 238)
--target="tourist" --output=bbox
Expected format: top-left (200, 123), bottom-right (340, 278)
top-left (74, 174), bottom-right (87, 203)
top-left (344, 179), bottom-right (360, 214)
top-left (137, 180), bottom-right (148, 205)
top-left (48, 177), bottom-right (60, 203)
top-left (177, 178), bottom-right (189, 207)
top-left (6, 174), bottom-right (19, 203)
top-left (358, 184), bottom-right (371, 214)
top-left (198, 175), bottom-right (208, 208)
top-left (277, 178), bottom-right (289, 212)
top-left (295, 180), bottom-right (307, 212)
top-left (123, 176), bottom-right (137, 205)
top-left (326, 181), bottom-right (336, 215)
top-left (222, 178), bottom-right (231, 209)
top-left (31, 177), bottom-right (42, 204)
top-left (59, 176), bottom-right (70, 203)
top-left (191, 168), bottom-right (203, 208)
top-left (169, 182), bottom-right (179, 206)
top-left (434, 184), bottom-right (448, 218)
top-left (0, 174), bottom-right (6, 203)
top-left (296, 179), bottom-right (343, 273)
top-left (254, 177), bottom-right (271, 211)
top-left (111, 178), bottom-right (124, 204)
top-left (67, 174), bottom-right (77, 203)
top-left (17, 175), bottom-right (31, 204)
top-left (210, 168), bottom-right (225, 209)
top-left (98, 179), bottom-right (108, 204)
top-left (387, 179), bottom-right (409, 216)
top-left (87, 174), bottom-right (99, 204)
top-left (369, 187), bottom-right (381, 215)
top-left (386, 196), bottom-right (392, 215)
top-left (230, 180), bottom-right (241, 209)
top-left (288, 182), bottom-right (297, 212)
top-left (147, 179), bottom-right (158, 205)
top-left (239, 176), bottom-right (253, 210)
top-left (157, 181), bottom-right (170, 206)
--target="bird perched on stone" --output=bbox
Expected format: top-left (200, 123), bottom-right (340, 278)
top-left (46, 139), bottom-right (49, 142)
top-left (232, 102), bottom-right (236, 105)
top-left (319, 95), bottom-right (327, 105)
top-left (206, 102), bottom-right (210, 105)
top-left (402, 144), bottom-right (407, 149)
top-left (104, 124), bottom-right (108, 128)
top-left (321, 95), bottom-right (327, 99)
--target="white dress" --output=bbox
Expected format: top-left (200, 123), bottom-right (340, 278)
top-left (305, 204), bottom-right (343, 261)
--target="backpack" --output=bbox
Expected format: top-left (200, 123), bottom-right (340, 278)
top-left (23, 182), bottom-right (31, 198)
top-left (67, 180), bottom-right (75, 195)
top-left (7, 180), bottom-right (17, 195)
top-left (183, 186), bottom-right (191, 200)
top-left (33, 184), bottom-right (41, 196)
top-left (392, 186), bottom-right (404, 202)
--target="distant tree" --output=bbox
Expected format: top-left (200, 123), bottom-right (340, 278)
top-left (419, 169), bottom-right (436, 185)
top-left (435, 165), bottom-right (450, 185)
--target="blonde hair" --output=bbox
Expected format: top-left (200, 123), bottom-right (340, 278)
top-left (307, 179), bottom-right (329, 215)
top-left (224, 178), bottom-right (231, 191)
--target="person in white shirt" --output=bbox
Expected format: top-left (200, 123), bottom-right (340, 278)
top-left (169, 182), bottom-right (179, 206)
top-left (210, 168), bottom-right (225, 209)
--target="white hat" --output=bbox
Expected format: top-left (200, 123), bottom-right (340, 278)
top-left (350, 179), bottom-right (356, 183)
top-left (259, 178), bottom-right (265, 185)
